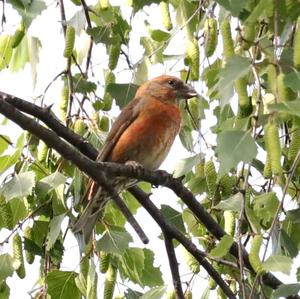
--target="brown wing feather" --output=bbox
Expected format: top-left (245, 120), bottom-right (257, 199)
top-left (80, 97), bottom-right (142, 203)
top-left (96, 97), bottom-right (142, 162)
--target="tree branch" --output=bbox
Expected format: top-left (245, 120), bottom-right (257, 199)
top-left (0, 92), bottom-right (98, 159)
top-left (163, 234), bottom-right (185, 299)
top-left (129, 186), bottom-right (236, 299)
top-left (0, 93), bottom-right (298, 298)
top-left (0, 98), bottom-right (148, 245)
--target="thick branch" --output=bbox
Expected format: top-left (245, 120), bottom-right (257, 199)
top-left (0, 92), bottom-right (98, 159)
top-left (129, 186), bottom-right (236, 299)
top-left (0, 99), bottom-right (148, 244)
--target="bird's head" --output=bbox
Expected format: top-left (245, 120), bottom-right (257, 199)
top-left (136, 75), bottom-right (198, 104)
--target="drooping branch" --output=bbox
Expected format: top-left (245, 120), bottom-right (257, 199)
top-left (0, 93), bottom-right (298, 298)
top-left (129, 186), bottom-right (236, 299)
top-left (164, 234), bottom-right (185, 299)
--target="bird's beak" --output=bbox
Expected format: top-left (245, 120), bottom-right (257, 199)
top-left (179, 83), bottom-right (199, 99)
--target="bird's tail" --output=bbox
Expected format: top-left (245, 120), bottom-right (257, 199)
top-left (73, 177), bottom-right (136, 244)
top-left (72, 187), bottom-right (108, 244)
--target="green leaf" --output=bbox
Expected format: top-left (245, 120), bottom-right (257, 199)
top-left (142, 249), bottom-right (163, 287)
top-left (245, 0), bottom-right (273, 24)
top-left (297, 267), bottom-right (300, 281)
top-left (107, 83), bottom-right (139, 108)
top-left (131, 0), bottom-right (160, 11)
top-left (150, 29), bottom-right (170, 42)
top-left (215, 193), bottom-right (243, 212)
top-left (28, 36), bottom-right (41, 86)
top-left (210, 235), bottom-right (234, 258)
top-left (140, 36), bottom-right (167, 64)
top-left (103, 201), bottom-right (127, 227)
top-left (140, 286), bottom-right (167, 299)
top-left (0, 135), bottom-right (9, 155)
top-left (1, 171), bottom-right (35, 201)
top-left (216, 0), bottom-right (248, 16)
top-left (10, 35), bottom-right (29, 72)
top-left (245, 205), bottom-right (261, 234)
top-left (10, 197), bottom-right (28, 226)
top-left (36, 172), bottom-right (67, 199)
top-left (72, 74), bottom-right (97, 94)
top-left (0, 35), bottom-right (13, 70)
top-left (176, 0), bottom-right (198, 38)
top-left (252, 192), bottom-right (279, 229)
top-left (133, 59), bottom-right (149, 85)
top-left (216, 130), bottom-right (257, 175)
top-left (123, 288), bottom-right (143, 298)
top-left (273, 283), bottom-right (300, 299)
top-left (179, 126), bottom-right (194, 152)
top-left (86, 26), bottom-right (116, 45)
top-left (31, 219), bottom-right (49, 249)
top-left (7, 0), bottom-right (46, 28)
top-left (119, 247), bottom-right (144, 286)
top-left (268, 102), bottom-right (300, 118)
top-left (173, 155), bottom-right (201, 178)
top-left (86, 258), bottom-right (97, 299)
top-left (46, 270), bottom-right (81, 299)
top-left (283, 220), bottom-right (300, 252)
top-left (122, 190), bottom-right (140, 214)
top-left (112, 13), bottom-right (131, 44)
top-left (280, 229), bottom-right (298, 258)
top-left (0, 134), bottom-right (24, 173)
top-left (182, 209), bottom-right (207, 237)
top-left (286, 208), bottom-right (300, 223)
top-left (202, 59), bottom-right (222, 100)
top-left (0, 281), bottom-right (10, 299)
top-left (160, 205), bottom-right (186, 233)
top-left (68, 10), bottom-right (86, 34)
top-left (186, 176), bottom-right (207, 195)
top-left (96, 227), bottom-right (133, 255)
top-left (0, 254), bottom-right (18, 281)
top-left (262, 255), bottom-right (292, 275)
top-left (51, 185), bottom-right (67, 215)
top-left (214, 56), bottom-right (250, 106)
top-left (284, 71), bottom-right (300, 92)
top-left (46, 214), bottom-right (65, 251)
top-left (119, 248), bottom-right (163, 287)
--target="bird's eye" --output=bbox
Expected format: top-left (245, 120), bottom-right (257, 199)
top-left (168, 80), bottom-right (175, 87)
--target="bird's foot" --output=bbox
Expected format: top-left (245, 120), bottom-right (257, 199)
top-left (125, 160), bottom-right (141, 169)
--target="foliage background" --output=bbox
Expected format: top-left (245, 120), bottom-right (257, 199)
top-left (1, 0), bottom-right (300, 298)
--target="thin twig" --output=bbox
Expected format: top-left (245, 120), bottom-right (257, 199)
top-left (1, 0), bottom-right (5, 29)
top-left (80, 0), bottom-right (93, 75)
top-left (58, 0), bottom-right (74, 124)
top-left (262, 149), bottom-right (300, 261)
top-left (164, 234), bottom-right (184, 299)
top-left (42, 71), bottom-right (67, 102)
top-left (130, 186), bottom-right (235, 299)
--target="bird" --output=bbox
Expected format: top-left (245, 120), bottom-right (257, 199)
top-left (73, 75), bottom-right (198, 243)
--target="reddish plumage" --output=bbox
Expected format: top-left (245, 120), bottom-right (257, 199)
top-left (73, 75), bottom-right (198, 243)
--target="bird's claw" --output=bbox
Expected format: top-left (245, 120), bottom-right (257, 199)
top-left (125, 160), bottom-right (141, 169)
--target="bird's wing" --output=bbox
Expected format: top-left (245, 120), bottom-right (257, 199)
top-left (78, 97), bottom-right (142, 204)
top-left (96, 96), bottom-right (142, 162)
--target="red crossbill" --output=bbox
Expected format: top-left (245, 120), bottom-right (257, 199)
top-left (73, 75), bottom-right (198, 243)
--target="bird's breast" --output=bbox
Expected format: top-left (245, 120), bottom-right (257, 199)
top-left (109, 100), bottom-right (181, 170)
